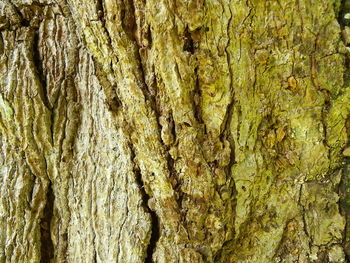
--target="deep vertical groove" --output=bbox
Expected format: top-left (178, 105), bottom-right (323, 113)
top-left (338, 0), bottom-right (350, 29)
top-left (128, 143), bottom-right (160, 263)
top-left (183, 27), bottom-right (195, 54)
top-left (337, 1), bottom-right (350, 259)
top-left (92, 0), bottom-right (163, 259)
top-left (145, 208), bottom-right (159, 263)
top-left (32, 28), bottom-right (51, 109)
top-left (96, 0), bottom-right (106, 27)
top-left (40, 182), bottom-right (54, 263)
top-left (193, 66), bottom-right (204, 126)
top-left (121, 0), bottom-right (137, 42)
top-left (214, 3), bottom-right (237, 260)
top-left (31, 17), bottom-right (55, 263)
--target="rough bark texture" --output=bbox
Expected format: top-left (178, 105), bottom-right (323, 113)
top-left (1, 0), bottom-right (350, 262)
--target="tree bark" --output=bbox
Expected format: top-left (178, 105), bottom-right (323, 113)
top-left (1, 0), bottom-right (350, 262)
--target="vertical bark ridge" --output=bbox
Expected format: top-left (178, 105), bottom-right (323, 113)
top-left (2, 1), bottom-right (152, 263)
top-left (66, 0), bottom-right (189, 261)
top-left (0, 5), bottom-right (53, 261)
top-left (66, 0), bottom-right (239, 261)
top-left (144, 0), bottom-right (236, 261)
top-left (2, 0), bottom-right (350, 262)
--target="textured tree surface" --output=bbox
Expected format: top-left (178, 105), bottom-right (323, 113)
top-left (1, 0), bottom-right (350, 262)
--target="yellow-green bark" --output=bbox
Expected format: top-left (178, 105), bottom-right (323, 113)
top-left (1, 0), bottom-right (350, 262)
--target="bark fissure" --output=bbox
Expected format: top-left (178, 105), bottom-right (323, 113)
top-left (96, 0), bottom-right (106, 28)
top-left (9, 2), bottom-right (29, 28)
top-left (338, 0), bottom-right (350, 29)
top-left (183, 27), bottom-right (195, 54)
top-left (337, 1), bottom-right (350, 259)
top-left (298, 184), bottom-right (311, 249)
top-left (120, 0), bottom-right (138, 45)
top-left (40, 182), bottom-right (54, 263)
top-left (339, 162), bottom-right (350, 261)
top-left (32, 28), bottom-right (50, 110)
top-left (129, 143), bottom-right (160, 263)
top-left (2, 0), bottom-right (350, 262)
top-left (193, 66), bottom-right (203, 125)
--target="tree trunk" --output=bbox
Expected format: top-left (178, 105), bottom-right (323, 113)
top-left (1, 0), bottom-right (350, 262)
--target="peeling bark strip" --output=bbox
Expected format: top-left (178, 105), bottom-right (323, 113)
top-left (1, 0), bottom-right (350, 262)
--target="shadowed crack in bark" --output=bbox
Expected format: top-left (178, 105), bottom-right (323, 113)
top-left (29, 11), bottom-right (55, 262)
top-left (40, 182), bottom-right (54, 263)
top-left (144, 204), bottom-right (160, 263)
top-left (339, 162), bottom-right (350, 261)
top-left (129, 143), bottom-right (160, 263)
top-left (337, 1), bottom-right (350, 260)
top-left (338, 0), bottom-right (350, 29)
top-left (136, 171), bottom-right (160, 263)
top-left (32, 27), bottom-right (51, 109)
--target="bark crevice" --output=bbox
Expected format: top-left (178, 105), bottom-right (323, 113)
top-left (121, 0), bottom-right (137, 43)
top-left (337, 1), bottom-right (350, 259)
top-left (40, 181), bottom-right (54, 263)
top-left (32, 25), bottom-right (51, 111)
top-left (338, 0), bottom-right (350, 29)
top-left (129, 143), bottom-right (160, 263)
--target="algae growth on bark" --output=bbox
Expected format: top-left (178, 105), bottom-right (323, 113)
top-left (1, 0), bottom-right (350, 262)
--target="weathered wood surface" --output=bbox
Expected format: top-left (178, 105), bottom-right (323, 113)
top-left (1, 0), bottom-right (350, 262)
